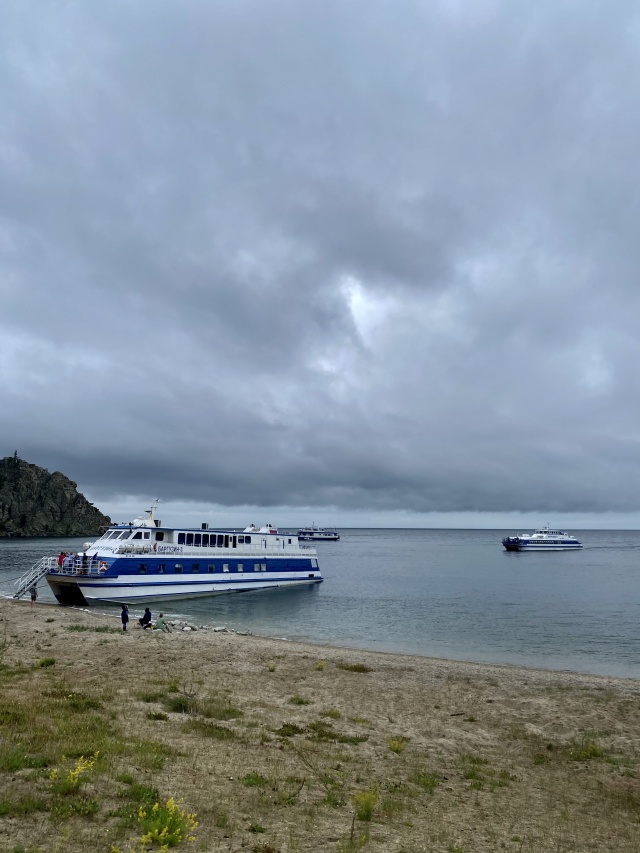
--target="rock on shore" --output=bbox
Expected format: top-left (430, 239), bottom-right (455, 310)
top-left (0, 454), bottom-right (111, 537)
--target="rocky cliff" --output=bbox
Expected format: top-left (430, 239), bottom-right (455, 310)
top-left (0, 454), bottom-right (111, 537)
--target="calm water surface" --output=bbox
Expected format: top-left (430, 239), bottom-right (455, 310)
top-left (1, 529), bottom-right (639, 678)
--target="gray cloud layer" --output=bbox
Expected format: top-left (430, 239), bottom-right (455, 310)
top-left (2, 0), bottom-right (640, 519)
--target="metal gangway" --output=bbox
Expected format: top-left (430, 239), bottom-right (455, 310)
top-left (13, 557), bottom-right (56, 599)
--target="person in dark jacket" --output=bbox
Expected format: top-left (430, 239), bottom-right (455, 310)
top-left (121, 604), bottom-right (129, 631)
top-left (139, 607), bottom-right (152, 629)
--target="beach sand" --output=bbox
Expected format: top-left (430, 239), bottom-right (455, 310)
top-left (1, 599), bottom-right (640, 852)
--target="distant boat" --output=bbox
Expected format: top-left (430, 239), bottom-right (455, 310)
top-left (502, 527), bottom-right (583, 552)
top-left (298, 525), bottom-right (340, 542)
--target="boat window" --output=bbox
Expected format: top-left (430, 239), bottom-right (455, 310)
top-left (192, 564), bottom-right (199, 572)
top-left (178, 532), bottom-right (185, 545)
top-left (238, 535), bottom-right (244, 544)
top-left (207, 564), bottom-right (215, 573)
top-left (237, 563), bottom-right (244, 572)
top-left (194, 534), bottom-right (201, 547)
top-left (254, 563), bottom-right (260, 571)
top-left (245, 535), bottom-right (251, 545)
top-left (186, 533), bottom-right (194, 546)
top-left (175, 564), bottom-right (183, 573)
top-left (224, 535), bottom-right (229, 548)
top-left (232, 536), bottom-right (237, 549)
top-left (288, 538), bottom-right (292, 544)
top-left (132, 532), bottom-right (142, 540)
top-left (155, 531), bottom-right (165, 541)
top-left (202, 534), bottom-right (209, 547)
top-left (118, 530), bottom-right (132, 540)
top-left (138, 564), bottom-right (147, 574)
top-left (223, 563), bottom-right (229, 572)
top-left (217, 534), bottom-right (224, 547)
top-left (261, 563), bottom-right (266, 571)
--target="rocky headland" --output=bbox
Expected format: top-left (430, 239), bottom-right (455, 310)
top-left (0, 454), bottom-right (110, 537)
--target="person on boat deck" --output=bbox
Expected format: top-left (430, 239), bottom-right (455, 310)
top-left (139, 607), bottom-right (152, 629)
top-left (154, 613), bottom-right (171, 633)
top-left (121, 604), bottom-right (129, 631)
top-left (57, 552), bottom-right (65, 570)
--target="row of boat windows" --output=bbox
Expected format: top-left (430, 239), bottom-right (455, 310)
top-left (138, 563), bottom-right (267, 574)
top-left (104, 530), bottom-right (294, 547)
top-left (176, 533), bottom-right (260, 546)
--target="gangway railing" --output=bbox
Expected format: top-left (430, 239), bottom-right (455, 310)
top-left (13, 557), bottom-right (56, 599)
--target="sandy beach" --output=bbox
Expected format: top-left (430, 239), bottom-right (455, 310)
top-left (1, 599), bottom-right (639, 852)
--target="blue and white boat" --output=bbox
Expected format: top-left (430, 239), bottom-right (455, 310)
top-left (297, 525), bottom-right (340, 542)
top-left (15, 504), bottom-right (322, 605)
top-left (502, 527), bottom-right (583, 552)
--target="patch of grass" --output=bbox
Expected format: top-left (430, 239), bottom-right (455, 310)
top-left (307, 720), bottom-right (368, 745)
top-left (163, 694), bottom-right (197, 713)
top-left (321, 708), bottom-right (341, 719)
top-left (388, 736), bottom-right (408, 754)
top-left (411, 771), bottom-right (441, 794)
top-left (137, 690), bottom-right (167, 703)
top-left (199, 697), bottom-right (243, 720)
top-left (37, 657), bottom-right (56, 668)
top-left (183, 719), bottom-right (238, 740)
top-left (337, 662), bottom-right (373, 673)
top-left (65, 624), bottom-right (120, 634)
top-left (51, 795), bottom-right (99, 818)
top-left (146, 711), bottom-right (168, 721)
top-left (0, 797), bottom-right (49, 816)
top-left (314, 660), bottom-right (326, 671)
top-left (0, 748), bottom-right (50, 772)
top-left (570, 740), bottom-right (606, 761)
top-left (242, 773), bottom-right (269, 787)
top-left (353, 786), bottom-right (378, 821)
top-left (274, 723), bottom-right (306, 737)
top-left (288, 695), bottom-right (312, 705)
top-left (248, 822), bottom-right (266, 833)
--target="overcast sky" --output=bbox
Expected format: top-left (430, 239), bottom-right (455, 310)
top-left (2, 0), bottom-right (640, 529)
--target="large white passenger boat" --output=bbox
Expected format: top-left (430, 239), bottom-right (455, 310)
top-left (502, 527), bottom-right (583, 552)
top-left (15, 505), bottom-right (322, 605)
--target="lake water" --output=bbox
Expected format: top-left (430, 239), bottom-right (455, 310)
top-left (1, 528), bottom-right (639, 679)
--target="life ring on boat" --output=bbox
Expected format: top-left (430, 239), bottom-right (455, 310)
top-left (153, 542), bottom-right (157, 552)
top-left (99, 562), bottom-right (108, 573)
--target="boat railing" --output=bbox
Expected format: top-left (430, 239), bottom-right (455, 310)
top-left (113, 544), bottom-right (317, 556)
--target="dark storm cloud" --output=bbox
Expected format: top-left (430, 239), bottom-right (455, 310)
top-left (2, 0), bottom-right (640, 520)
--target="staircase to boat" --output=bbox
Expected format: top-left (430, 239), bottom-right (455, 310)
top-left (13, 557), bottom-right (56, 599)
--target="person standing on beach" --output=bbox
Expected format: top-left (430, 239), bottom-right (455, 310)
top-left (121, 604), bottom-right (129, 631)
top-left (29, 584), bottom-right (37, 605)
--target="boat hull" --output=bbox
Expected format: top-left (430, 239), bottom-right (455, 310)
top-left (46, 571), bottom-right (323, 606)
top-left (502, 542), bottom-right (583, 552)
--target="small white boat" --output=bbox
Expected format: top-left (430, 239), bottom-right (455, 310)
top-left (502, 527), bottom-right (583, 552)
top-left (297, 525), bottom-right (340, 542)
top-left (14, 504), bottom-right (322, 605)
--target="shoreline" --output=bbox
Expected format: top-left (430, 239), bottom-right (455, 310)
top-left (7, 598), bottom-right (639, 692)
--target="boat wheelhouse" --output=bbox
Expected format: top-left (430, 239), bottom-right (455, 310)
top-left (297, 525), bottom-right (340, 542)
top-left (16, 504), bottom-right (322, 605)
top-left (502, 527), bottom-right (583, 552)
